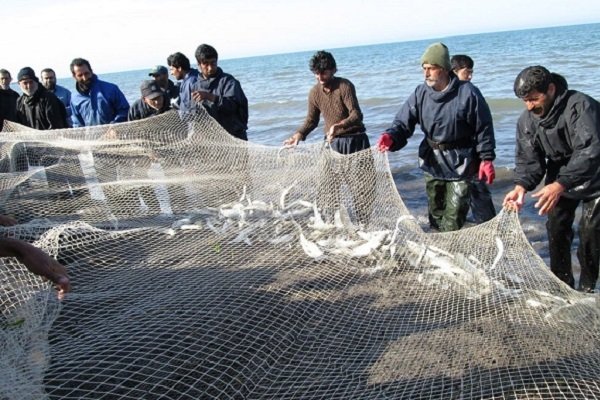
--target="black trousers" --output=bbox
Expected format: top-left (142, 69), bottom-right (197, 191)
top-left (547, 196), bottom-right (600, 290)
top-left (469, 178), bottom-right (496, 223)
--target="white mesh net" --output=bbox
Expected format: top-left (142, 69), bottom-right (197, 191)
top-left (1, 109), bottom-right (600, 399)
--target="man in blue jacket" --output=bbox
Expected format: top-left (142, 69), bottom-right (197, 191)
top-left (69, 58), bottom-right (129, 127)
top-left (167, 52), bottom-right (198, 115)
top-left (191, 44), bottom-right (248, 140)
top-left (40, 68), bottom-right (72, 126)
top-left (377, 43), bottom-right (496, 232)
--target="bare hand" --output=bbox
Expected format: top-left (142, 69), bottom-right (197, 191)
top-left (326, 123), bottom-right (342, 143)
top-left (283, 132), bottom-right (303, 147)
top-left (19, 246), bottom-right (71, 299)
top-left (102, 127), bottom-right (118, 140)
top-left (0, 215), bottom-right (17, 226)
top-left (503, 185), bottom-right (527, 211)
top-left (192, 90), bottom-right (215, 103)
top-left (531, 182), bottom-right (565, 216)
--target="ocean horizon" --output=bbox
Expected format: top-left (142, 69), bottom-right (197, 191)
top-left (43, 22), bottom-right (599, 168)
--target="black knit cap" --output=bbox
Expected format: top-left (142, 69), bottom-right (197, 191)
top-left (17, 67), bottom-right (37, 82)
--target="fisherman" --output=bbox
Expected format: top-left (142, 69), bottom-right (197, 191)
top-left (167, 52), bottom-right (199, 114)
top-left (504, 65), bottom-right (600, 292)
top-left (284, 50), bottom-right (375, 224)
top-left (128, 80), bottom-right (171, 121)
top-left (148, 65), bottom-right (179, 105)
top-left (0, 68), bottom-right (19, 131)
top-left (40, 67), bottom-right (72, 126)
top-left (451, 54), bottom-right (497, 223)
top-left (16, 67), bottom-right (67, 130)
top-left (377, 42), bottom-right (496, 232)
top-left (191, 44), bottom-right (249, 140)
top-left (69, 58), bottom-right (129, 127)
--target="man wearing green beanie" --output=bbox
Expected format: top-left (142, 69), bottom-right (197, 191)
top-left (377, 42), bottom-right (496, 232)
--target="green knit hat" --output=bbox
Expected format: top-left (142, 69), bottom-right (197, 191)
top-left (420, 42), bottom-right (451, 70)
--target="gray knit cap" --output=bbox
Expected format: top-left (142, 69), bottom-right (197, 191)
top-left (420, 42), bottom-right (451, 70)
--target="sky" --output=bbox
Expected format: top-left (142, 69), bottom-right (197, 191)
top-left (2, 0), bottom-right (599, 79)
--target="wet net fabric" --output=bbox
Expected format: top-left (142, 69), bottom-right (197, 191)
top-left (1, 109), bottom-right (600, 399)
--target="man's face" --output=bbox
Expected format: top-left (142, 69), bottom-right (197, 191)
top-left (199, 58), bottom-right (218, 79)
top-left (454, 67), bottom-right (473, 81)
top-left (522, 84), bottom-right (556, 118)
top-left (422, 64), bottom-right (448, 91)
top-left (151, 73), bottom-right (168, 86)
top-left (19, 78), bottom-right (38, 96)
top-left (72, 64), bottom-right (93, 84)
top-left (144, 94), bottom-right (165, 111)
top-left (41, 71), bottom-right (57, 90)
top-left (170, 65), bottom-right (185, 81)
top-left (314, 69), bottom-right (335, 87)
top-left (0, 73), bottom-right (11, 90)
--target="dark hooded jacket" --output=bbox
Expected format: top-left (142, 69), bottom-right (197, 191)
top-left (128, 94), bottom-right (171, 121)
top-left (16, 85), bottom-right (67, 130)
top-left (192, 67), bottom-right (248, 140)
top-left (514, 86), bottom-right (600, 200)
top-left (0, 88), bottom-right (19, 130)
top-left (384, 74), bottom-right (495, 180)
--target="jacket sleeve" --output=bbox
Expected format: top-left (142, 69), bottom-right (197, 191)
top-left (70, 99), bottom-right (84, 128)
top-left (44, 96), bottom-right (67, 129)
top-left (111, 87), bottom-right (130, 124)
top-left (555, 96), bottom-right (600, 190)
top-left (384, 90), bottom-right (419, 151)
top-left (469, 86), bottom-right (496, 161)
top-left (514, 116), bottom-right (546, 191)
top-left (210, 78), bottom-right (247, 121)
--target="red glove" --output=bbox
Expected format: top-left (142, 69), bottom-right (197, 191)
top-left (377, 133), bottom-right (394, 152)
top-left (478, 160), bottom-right (495, 184)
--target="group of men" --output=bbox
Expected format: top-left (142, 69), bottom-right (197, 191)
top-left (0, 43), bottom-right (249, 141)
top-left (285, 43), bottom-right (600, 293)
top-left (0, 43), bottom-right (250, 298)
top-left (0, 41), bottom-right (599, 296)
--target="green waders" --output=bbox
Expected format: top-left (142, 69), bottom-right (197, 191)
top-left (424, 173), bottom-right (470, 232)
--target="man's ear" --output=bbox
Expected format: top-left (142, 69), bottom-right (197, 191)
top-left (547, 82), bottom-right (556, 97)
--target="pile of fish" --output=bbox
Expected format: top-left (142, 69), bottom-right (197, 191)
top-left (159, 184), bottom-right (599, 319)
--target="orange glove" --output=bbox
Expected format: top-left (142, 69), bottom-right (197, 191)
top-left (377, 133), bottom-right (394, 152)
top-left (478, 160), bottom-right (495, 184)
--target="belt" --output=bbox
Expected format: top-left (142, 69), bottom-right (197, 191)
top-left (426, 137), bottom-right (472, 151)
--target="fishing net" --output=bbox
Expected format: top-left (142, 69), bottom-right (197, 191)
top-left (1, 109), bottom-right (599, 400)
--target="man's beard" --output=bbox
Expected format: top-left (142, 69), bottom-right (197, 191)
top-left (425, 79), bottom-right (437, 87)
top-left (77, 80), bottom-right (92, 93)
top-left (21, 87), bottom-right (35, 96)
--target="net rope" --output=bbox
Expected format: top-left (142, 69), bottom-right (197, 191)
top-left (1, 109), bottom-right (599, 399)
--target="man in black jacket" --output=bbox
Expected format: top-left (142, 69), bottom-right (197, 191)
top-left (504, 66), bottom-right (600, 292)
top-left (191, 44), bottom-right (248, 140)
top-left (14, 67), bottom-right (68, 171)
top-left (0, 69), bottom-right (19, 131)
top-left (128, 80), bottom-right (171, 121)
top-left (16, 67), bottom-right (67, 130)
